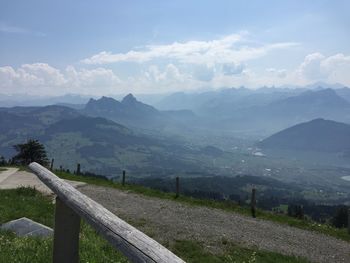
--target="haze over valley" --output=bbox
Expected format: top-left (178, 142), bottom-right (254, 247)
top-left (2, 84), bottom-right (350, 207)
top-left (1, 1), bottom-right (350, 262)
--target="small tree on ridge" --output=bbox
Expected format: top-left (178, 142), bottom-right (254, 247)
top-left (12, 139), bottom-right (49, 166)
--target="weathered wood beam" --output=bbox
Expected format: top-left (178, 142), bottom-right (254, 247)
top-left (53, 197), bottom-right (80, 263)
top-left (29, 162), bottom-right (185, 263)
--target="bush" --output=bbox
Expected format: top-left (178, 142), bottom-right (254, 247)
top-left (332, 206), bottom-right (349, 228)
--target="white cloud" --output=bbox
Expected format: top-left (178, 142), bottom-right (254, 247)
top-left (192, 65), bottom-right (215, 81)
top-left (2, 51), bottom-right (350, 96)
top-left (82, 34), bottom-right (298, 66)
top-left (66, 66), bottom-right (120, 89)
top-left (120, 64), bottom-right (206, 93)
top-left (0, 66), bottom-right (18, 87)
top-left (298, 53), bottom-right (326, 79)
top-left (222, 63), bottom-right (245, 76)
top-left (297, 53), bottom-right (350, 85)
top-left (238, 53), bottom-right (350, 88)
top-left (266, 68), bottom-right (287, 78)
top-left (0, 64), bottom-right (121, 95)
top-left (21, 63), bottom-right (66, 86)
top-left (142, 64), bottom-right (192, 88)
top-left (205, 53), bottom-right (350, 89)
top-left (0, 63), bottom-right (66, 94)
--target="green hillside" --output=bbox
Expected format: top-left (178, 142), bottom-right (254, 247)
top-left (259, 118), bottom-right (350, 153)
top-left (0, 105), bottom-right (233, 176)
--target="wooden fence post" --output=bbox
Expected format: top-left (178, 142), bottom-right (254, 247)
top-left (29, 162), bottom-right (185, 263)
top-left (122, 170), bottom-right (126, 186)
top-left (175, 177), bottom-right (180, 198)
top-left (251, 187), bottom-right (256, 218)
top-left (53, 197), bottom-right (81, 263)
top-left (348, 208), bottom-right (350, 234)
top-left (50, 158), bottom-right (54, 171)
top-left (76, 163), bottom-right (81, 175)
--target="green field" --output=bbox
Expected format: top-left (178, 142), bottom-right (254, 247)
top-left (0, 187), bottom-right (127, 263)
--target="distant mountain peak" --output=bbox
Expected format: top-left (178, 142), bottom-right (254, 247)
top-left (122, 93), bottom-right (137, 104)
top-left (84, 96), bottom-right (121, 112)
top-left (83, 94), bottom-right (162, 125)
top-left (309, 118), bottom-right (325, 123)
top-left (99, 96), bottom-right (118, 103)
top-left (87, 96), bottom-right (118, 104)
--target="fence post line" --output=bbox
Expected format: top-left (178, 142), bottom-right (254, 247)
top-left (76, 163), bottom-right (81, 175)
top-left (53, 197), bottom-right (81, 263)
top-left (122, 170), bottom-right (126, 186)
top-left (175, 177), bottom-right (180, 198)
top-left (251, 187), bottom-right (256, 218)
top-left (50, 158), bottom-right (54, 171)
top-left (348, 208), bottom-right (350, 234)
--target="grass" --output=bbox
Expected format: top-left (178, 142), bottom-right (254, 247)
top-left (55, 170), bottom-right (350, 242)
top-left (0, 187), bottom-right (54, 227)
top-left (0, 187), bottom-right (128, 263)
top-left (0, 230), bottom-right (53, 263)
top-left (172, 240), bottom-right (309, 263)
top-left (0, 187), bottom-right (310, 263)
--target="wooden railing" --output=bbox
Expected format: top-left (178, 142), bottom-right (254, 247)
top-left (29, 162), bottom-right (185, 263)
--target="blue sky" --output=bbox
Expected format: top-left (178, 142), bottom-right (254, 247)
top-left (0, 0), bottom-right (349, 96)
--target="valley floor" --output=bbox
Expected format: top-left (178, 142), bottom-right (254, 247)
top-left (80, 184), bottom-right (350, 263)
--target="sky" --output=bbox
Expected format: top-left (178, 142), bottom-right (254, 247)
top-left (0, 0), bottom-right (350, 96)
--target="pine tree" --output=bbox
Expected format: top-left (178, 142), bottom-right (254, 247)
top-left (12, 139), bottom-right (49, 166)
top-left (0, 155), bottom-right (6, 166)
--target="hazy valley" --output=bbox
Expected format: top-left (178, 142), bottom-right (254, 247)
top-left (2, 85), bottom-right (350, 213)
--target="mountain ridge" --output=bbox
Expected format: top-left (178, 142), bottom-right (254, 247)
top-left (258, 118), bottom-right (350, 153)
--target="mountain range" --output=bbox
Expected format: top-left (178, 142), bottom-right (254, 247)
top-left (83, 94), bottom-right (197, 131)
top-left (153, 86), bottom-right (350, 136)
top-left (2, 85), bottom-right (350, 174)
top-left (0, 104), bottom-right (225, 176)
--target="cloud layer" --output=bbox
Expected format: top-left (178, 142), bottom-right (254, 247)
top-left (82, 33), bottom-right (298, 66)
top-left (0, 33), bottom-right (349, 95)
top-left (0, 63), bottom-right (120, 95)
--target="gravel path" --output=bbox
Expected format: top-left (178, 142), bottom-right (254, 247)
top-left (80, 185), bottom-right (350, 263)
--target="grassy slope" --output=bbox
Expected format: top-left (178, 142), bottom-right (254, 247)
top-left (0, 187), bottom-right (128, 263)
top-left (0, 187), bottom-right (308, 263)
top-left (173, 240), bottom-right (309, 263)
top-left (55, 170), bottom-right (350, 243)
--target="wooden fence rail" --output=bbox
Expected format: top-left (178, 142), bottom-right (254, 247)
top-left (29, 162), bottom-right (185, 263)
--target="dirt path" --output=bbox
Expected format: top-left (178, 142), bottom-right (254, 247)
top-left (0, 167), bottom-right (18, 184)
top-left (0, 167), bottom-right (86, 194)
top-left (80, 184), bottom-right (350, 263)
